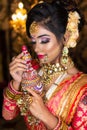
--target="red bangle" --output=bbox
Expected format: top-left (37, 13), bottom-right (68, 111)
top-left (8, 81), bottom-right (21, 95)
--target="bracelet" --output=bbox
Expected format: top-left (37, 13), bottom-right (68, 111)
top-left (3, 92), bottom-right (16, 103)
top-left (53, 117), bottom-right (61, 130)
top-left (5, 88), bottom-right (22, 101)
top-left (5, 81), bottom-right (22, 101)
top-left (9, 81), bottom-right (21, 94)
top-left (5, 88), bottom-right (15, 100)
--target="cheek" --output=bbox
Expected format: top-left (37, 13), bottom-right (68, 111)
top-left (46, 43), bottom-right (58, 52)
top-left (49, 43), bottom-right (60, 54)
top-left (47, 44), bottom-right (61, 61)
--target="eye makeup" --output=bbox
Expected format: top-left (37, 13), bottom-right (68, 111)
top-left (31, 38), bottom-right (36, 44)
top-left (40, 37), bottom-right (50, 44)
top-left (31, 35), bottom-right (50, 44)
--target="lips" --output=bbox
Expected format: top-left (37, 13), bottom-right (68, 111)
top-left (37, 54), bottom-right (44, 59)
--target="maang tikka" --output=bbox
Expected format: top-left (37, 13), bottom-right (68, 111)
top-left (30, 21), bottom-right (39, 34)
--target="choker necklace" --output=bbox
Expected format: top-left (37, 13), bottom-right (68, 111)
top-left (41, 63), bottom-right (66, 86)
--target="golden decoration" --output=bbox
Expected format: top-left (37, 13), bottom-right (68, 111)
top-left (42, 63), bottom-right (65, 86)
top-left (60, 46), bottom-right (74, 69)
top-left (30, 21), bottom-right (39, 35)
top-left (66, 11), bottom-right (81, 48)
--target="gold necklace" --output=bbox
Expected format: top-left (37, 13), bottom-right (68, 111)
top-left (41, 63), bottom-right (66, 87)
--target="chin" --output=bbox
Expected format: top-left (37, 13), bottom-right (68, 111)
top-left (39, 57), bottom-right (55, 64)
top-left (39, 59), bottom-right (48, 65)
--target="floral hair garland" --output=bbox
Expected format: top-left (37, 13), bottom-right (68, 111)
top-left (66, 11), bottom-right (81, 48)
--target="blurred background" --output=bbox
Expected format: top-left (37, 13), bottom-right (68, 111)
top-left (0, 0), bottom-right (87, 129)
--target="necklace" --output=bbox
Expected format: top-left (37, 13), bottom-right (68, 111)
top-left (41, 63), bottom-right (66, 87)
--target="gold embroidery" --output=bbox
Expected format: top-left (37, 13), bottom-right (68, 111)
top-left (56, 74), bottom-right (87, 124)
top-left (59, 121), bottom-right (68, 130)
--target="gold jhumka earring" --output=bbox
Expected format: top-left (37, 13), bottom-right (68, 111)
top-left (60, 46), bottom-right (74, 70)
top-left (61, 11), bottom-right (81, 69)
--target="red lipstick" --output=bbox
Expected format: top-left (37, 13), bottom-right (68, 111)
top-left (37, 54), bottom-right (44, 59)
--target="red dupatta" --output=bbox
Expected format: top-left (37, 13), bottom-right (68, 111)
top-left (46, 72), bottom-right (87, 125)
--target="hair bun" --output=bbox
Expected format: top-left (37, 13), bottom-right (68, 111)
top-left (52, 0), bottom-right (78, 11)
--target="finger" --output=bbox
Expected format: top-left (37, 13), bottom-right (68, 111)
top-left (9, 60), bottom-right (27, 69)
top-left (9, 67), bottom-right (27, 79)
top-left (12, 56), bottom-right (16, 61)
top-left (10, 54), bottom-right (27, 69)
top-left (25, 87), bottom-right (39, 98)
top-left (16, 52), bottom-right (23, 59)
top-left (9, 60), bottom-right (27, 70)
top-left (11, 52), bottom-right (23, 60)
top-left (11, 53), bottom-right (24, 63)
top-left (10, 66), bottom-right (26, 74)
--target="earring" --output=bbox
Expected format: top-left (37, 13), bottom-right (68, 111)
top-left (60, 46), bottom-right (74, 70)
top-left (44, 54), bottom-right (48, 63)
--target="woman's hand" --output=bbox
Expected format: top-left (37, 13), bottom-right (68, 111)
top-left (25, 87), bottom-right (58, 129)
top-left (9, 53), bottom-right (27, 90)
top-left (25, 87), bottom-right (46, 119)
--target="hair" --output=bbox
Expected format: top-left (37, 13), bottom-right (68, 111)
top-left (26, 0), bottom-right (83, 40)
top-left (26, 1), bottom-right (68, 41)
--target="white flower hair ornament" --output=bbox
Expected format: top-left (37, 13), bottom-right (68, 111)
top-left (66, 11), bottom-right (81, 48)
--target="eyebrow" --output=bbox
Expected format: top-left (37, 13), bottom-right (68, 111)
top-left (37, 34), bottom-right (50, 38)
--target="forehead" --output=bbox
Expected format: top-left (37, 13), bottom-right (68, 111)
top-left (30, 24), bottom-right (55, 38)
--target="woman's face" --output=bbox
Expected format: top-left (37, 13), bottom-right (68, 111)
top-left (30, 25), bottom-right (62, 64)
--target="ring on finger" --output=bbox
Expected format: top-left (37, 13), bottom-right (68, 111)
top-left (28, 96), bottom-right (33, 105)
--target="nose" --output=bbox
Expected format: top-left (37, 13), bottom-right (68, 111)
top-left (34, 42), bottom-right (40, 53)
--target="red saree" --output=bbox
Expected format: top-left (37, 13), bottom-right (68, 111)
top-left (2, 72), bottom-right (87, 130)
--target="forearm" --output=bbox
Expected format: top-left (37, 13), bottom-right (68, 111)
top-left (42, 111), bottom-right (58, 129)
top-left (38, 106), bottom-right (60, 130)
top-left (2, 81), bottom-right (22, 120)
top-left (41, 111), bottom-right (69, 130)
top-left (12, 80), bottom-right (21, 91)
top-left (41, 112), bottom-right (72, 130)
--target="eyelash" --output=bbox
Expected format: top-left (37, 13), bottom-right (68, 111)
top-left (31, 38), bottom-right (50, 44)
top-left (31, 41), bottom-right (36, 44)
top-left (41, 39), bottom-right (50, 44)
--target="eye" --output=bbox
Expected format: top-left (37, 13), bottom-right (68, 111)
top-left (41, 37), bottom-right (50, 44)
top-left (31, 41), bottom-right (36, 44)
top-left (31, 38), bottom-right (36, 44)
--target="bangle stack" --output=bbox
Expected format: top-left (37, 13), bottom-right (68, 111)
top-left (5, 82), bottom-right (22, 101)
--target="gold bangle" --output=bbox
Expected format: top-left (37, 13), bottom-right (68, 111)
top-left (5, 88), bottom-right (15, 99)
top-left (14, 94), bottom-right (22, 101)
top-left (5, 87), bottom-right (22, 101)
